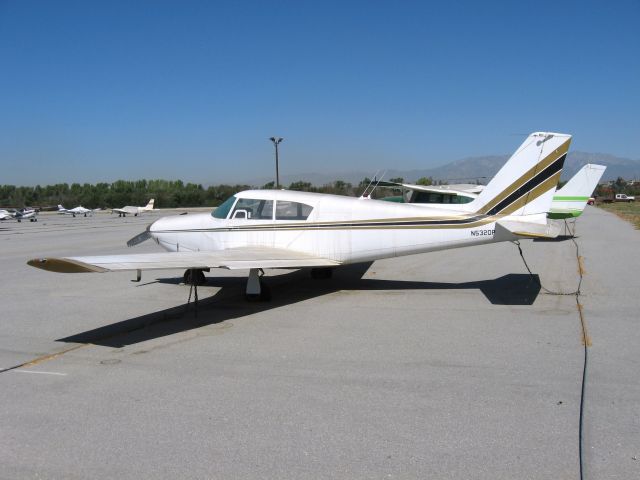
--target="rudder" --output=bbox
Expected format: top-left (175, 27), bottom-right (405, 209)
top-left (469, 132), bottom-right (572, 217)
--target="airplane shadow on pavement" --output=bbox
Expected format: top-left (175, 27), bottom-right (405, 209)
top-left (58, 263), bottom-right (541, 348)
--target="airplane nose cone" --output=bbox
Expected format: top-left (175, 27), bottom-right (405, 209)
top-left (149, 218), bottom-right (160, 232)
top-left (149, 216), bottom-right (174, 233)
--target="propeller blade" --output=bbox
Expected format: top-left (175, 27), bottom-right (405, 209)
top-left (126, 223), bottom-right (153, 247)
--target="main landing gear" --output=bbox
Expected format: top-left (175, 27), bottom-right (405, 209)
top-left (181, 268), bottom-right (271, 306)
top-left (245, 268), bottom-right (271, 302)
top-left (183, 269), bottom-right (207, 286)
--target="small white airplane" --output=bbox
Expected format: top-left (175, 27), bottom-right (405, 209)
top-left (0, 209), bottom-right (14, 221)
top-left (8, 208), bottom-right (38, 222)
top-left (112, 199), bottom-right (155, 217)
top-left (58, 205), bottom-right (95, 217)
top-left (381, 164), bottom-right (606, 219)
top-left (29, 132), bottom-right (570, 301)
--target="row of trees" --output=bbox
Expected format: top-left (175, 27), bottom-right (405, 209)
top-left (0, 177), bottom-right (442, 209)
top-left (0, 180), bottom-right (248, 209)
top-left (594, 177), bottom-right (640, 197)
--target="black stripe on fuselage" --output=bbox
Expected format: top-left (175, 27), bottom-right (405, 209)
top-left (486, 153), bottom-right (566, 215)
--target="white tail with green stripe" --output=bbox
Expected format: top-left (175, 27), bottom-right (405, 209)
top-left (549, 164), bottom-right (606, 219)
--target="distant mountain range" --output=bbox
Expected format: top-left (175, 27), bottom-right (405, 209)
top-left (245, 151), bottom-right (640, 187)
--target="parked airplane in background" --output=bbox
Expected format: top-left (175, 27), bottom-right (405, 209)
top-left (13, 208), bottom-right (38, 222)
top-left (58, 205), bottom-right (95, 217)
top-left (112, 199), bottom-right (155, 217)
top-left (380, 164), bottom-right (605, 219)
top-left (0, 209), bottom-right (14, 221)
top-left (547, 164), bottom-right (606, 218)
top-left (30, 132), bottom-right (571, 301)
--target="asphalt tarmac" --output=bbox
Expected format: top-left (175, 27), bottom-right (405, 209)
top-left (0, 207), bottom-right (638, 479)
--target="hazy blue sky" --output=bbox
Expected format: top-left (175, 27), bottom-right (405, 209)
top-left (1, 0), bottom-right (638, 185)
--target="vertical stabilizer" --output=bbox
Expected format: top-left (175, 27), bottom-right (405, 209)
top-left (145, 199), bottom-right (155, 211)
top-left (549, 164), bottom-right (606, 218)
top-left (469, 132), bottom-right (572, 217)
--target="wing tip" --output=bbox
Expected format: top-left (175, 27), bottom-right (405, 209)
top-left (27, 258), bottom-right (106, 273)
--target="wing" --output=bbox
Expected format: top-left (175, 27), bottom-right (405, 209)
top-left (27, 246), bottom-right (341, 273)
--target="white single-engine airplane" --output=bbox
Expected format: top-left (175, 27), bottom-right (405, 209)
top-left (29, 132), bottom-right (571, 300)
top-left (112, 199), bottom-right (155, 217)
top-left (58, 204), bottom-right (95, 217)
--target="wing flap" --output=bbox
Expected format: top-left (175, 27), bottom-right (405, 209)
top-left (28, 247), bottom-right (340, 273)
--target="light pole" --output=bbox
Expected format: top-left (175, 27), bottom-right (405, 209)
top-left (269, 137), bottom-right (283, 189)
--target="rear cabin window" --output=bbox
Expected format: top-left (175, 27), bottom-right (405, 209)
top-left (230, 198), bottom-right (274, 220)
top-left (411, 192), bottom-right (473, 204)
top-left (275, 201), bottom-right (313, 220)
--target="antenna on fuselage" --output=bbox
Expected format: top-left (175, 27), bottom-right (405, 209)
top-left (360, 171), bottom-right (378, 198)
top-left (360, 170), bottom-right (387, 199)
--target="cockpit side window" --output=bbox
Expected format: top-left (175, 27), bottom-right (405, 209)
top-left (212, 195), bottom-right (237, 219)
top-left (275, 201), bottom-right (313, 220)
top-left (230, 198), bottom-right (274, 220)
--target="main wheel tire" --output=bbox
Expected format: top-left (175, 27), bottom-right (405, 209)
top-left (259, 282), bottom-right (271, 301)
top-left (183, 269), bottom-right (206, 286)
top-left (246, 281), bottom-right (271, 302)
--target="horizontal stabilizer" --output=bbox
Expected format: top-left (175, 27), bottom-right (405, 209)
top-left (496, 216), bottom-right (561, 239)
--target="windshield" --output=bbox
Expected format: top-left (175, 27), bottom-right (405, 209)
top-left (212, 195), bottom-right (237, 219)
